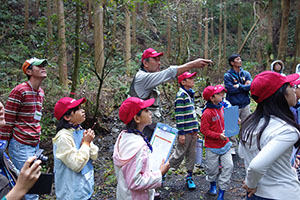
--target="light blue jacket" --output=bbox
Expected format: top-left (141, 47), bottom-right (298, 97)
top-left (53, 128), bottom-right (98, 200)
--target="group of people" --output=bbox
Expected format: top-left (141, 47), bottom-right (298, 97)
top-left (0, 47), bottom-right (300, 200)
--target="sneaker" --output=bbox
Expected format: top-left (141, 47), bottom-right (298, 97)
top-left (186, 177), bottom-right (196, 190)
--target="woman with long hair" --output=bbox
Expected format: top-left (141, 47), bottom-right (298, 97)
top-left (239, 71), bottom-right (300, 199)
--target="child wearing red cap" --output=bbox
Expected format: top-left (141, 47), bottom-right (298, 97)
top-left (113, 97), bottom-right (170, 200)
top-left (200, 85), bottom-right (233, 200)
top-left (52, 97), bottom-right (99, 200)
top-left (239, 71), bottom-right (300, 199)
top-left (168, 71), bottom-right (199, 190)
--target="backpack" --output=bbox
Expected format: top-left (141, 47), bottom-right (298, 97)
top-left (0, 150), bottom-right (19, 199)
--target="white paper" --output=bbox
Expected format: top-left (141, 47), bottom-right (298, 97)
top-left (148, 124), bottom-right (177, 171)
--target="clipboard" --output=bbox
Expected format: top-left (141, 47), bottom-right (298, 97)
top-left (224, 106), bottom-right (239, 137)
top-left (148, 123), bottom-right (178, 171)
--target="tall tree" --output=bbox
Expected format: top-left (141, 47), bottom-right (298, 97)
top-left (87, 0), bottom-right (93, 29)
top-left (142, 2), bottom-right (148, 31)
top-left (237, 5), bottom-right (242, 50)
top-left (198, 4), bottom-right (203, 46)
top-left (277, 0), bottom-right (290, 60)
top-left (131, 3), bottom-right (137, 46)
top-left (210, 0), bottom-right (214, 52)
top-left (204, 7), bottom-right (209, 59)
top-left (218, 0), bottom-right (222, 67)
top-left (166, 0), bottom-right (171, 59)
top-left (47, 0), bottom-right (53, 56)
top-left (266, 0), bottom-right (273, 68)
top-left (70, 0), bottom-right (81, 98)
top-left (293, 0), bottom-right (300, 70)
top-left (94, 0), bottom-right (104, 75)
top-left (25, 0), bottom-right (29, 30)
top-left (223, 1), bottom-right (227, 59)
top-left (57, 0), bottom-right (68, 87)
top-left (125, 3), bottom-right (131, 73)
top-left (111, 1), bottom-right (117, 51)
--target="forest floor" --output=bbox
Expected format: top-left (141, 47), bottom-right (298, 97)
top-left (40, 115), bottom-right (247, 200)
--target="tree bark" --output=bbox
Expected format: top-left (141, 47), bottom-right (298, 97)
top-left (142, 2), bottom-right (148, 31)
top-left (223, 1), bottom-right (227, 59)
top-left (132, 4), bottom-right (137, 46)
top-left (293, 0), bottom-right (300, 70)
top-left (266, 0), bottom-right (273, 68)
top-left (57, 0), bottom-right (68, 87)
top-left (125, 4), bottom-right (131, 74)
top-left (278, 0), bottom-right (290, 61)
top-left (210, 0), bottom-right (214, 52)
top-left (166, 0), bottom-right (171, 59)
top-left (35, 0), bottom-right (40, 17)
top-left (47, 0), bottom-right (53, 56)
top-left (24, 0), bottom-right (29, 30)
top-left (218, 0), bottom-right (222, 67)
top-left (204, 7), bottom-right (209, 59)
top-left (111, 1), bottom-right (117, 51)
top-left (94, 0), bottom-right (105, 75)
top-left (88, 0), bottom-right (93, 29)
top-left (198, 5), bottom-right (203, 46)
top-left (70, 0), bottom-right (81, 98)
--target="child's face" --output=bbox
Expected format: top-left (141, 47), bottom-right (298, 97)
top-left (211, 92), bottom-right (224, 104)
top-left (136, 108), bottom-right (152, 126)
top-left (274, 63), bottom-right (282, 72)
top-left (181, 77), bottom-right (195, 89)
top-left (284, 85), bottom-right (297, 107)
top-left (68, 106), bottom-right (86, 125)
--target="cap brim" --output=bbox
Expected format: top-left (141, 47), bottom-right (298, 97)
top-left (32, 59), bottom-right (48, 66)
top-left (186, 72), bottom-right (197, 79)
top-left (291, 79), bottom-right (300, 87)
top-left (149, 52), bottom-right (164, 58)
top-left (140, 98), bottom-right (155, 109)
top-left (286, 73), bottom-right (300, 85)
top-left (67, 98), bottom-right (86, 109)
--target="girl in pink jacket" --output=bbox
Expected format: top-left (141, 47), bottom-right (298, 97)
top-left (113, 97), bottom-right (170, 200)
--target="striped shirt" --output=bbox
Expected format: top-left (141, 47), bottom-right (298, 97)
top-left (175, 87), bottom-right (199, 135)
top-left (0, 82), bottom-right (44, 146)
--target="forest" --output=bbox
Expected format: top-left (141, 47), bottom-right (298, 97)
top-left (0, 0), bottom-right (299, 199)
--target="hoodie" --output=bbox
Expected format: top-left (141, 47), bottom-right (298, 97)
top-left (271, 60), bottom-right (285, 75)
top-left (113, 130), bottom-right (162, 200)
top-left (239, 116), bottom-right (300, 199)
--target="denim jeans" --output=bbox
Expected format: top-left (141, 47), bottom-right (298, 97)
top-left (9, 137), bottom-right (39, 200)
top-left (246, 193), bottom-right (275, 200)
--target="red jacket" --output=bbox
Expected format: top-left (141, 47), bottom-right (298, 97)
top-left (200, 107), bottom-right (229, 148)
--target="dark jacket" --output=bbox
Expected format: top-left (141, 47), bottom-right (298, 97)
top-left (224, 68), bottom-right (252, 108)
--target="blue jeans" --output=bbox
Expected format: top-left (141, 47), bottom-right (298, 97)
top-left (9, 138), bottom-right (39, 200)
top-left (246, 193), bottom-right (275, 200)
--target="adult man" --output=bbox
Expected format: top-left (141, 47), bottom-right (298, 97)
top-left (129, 48), bottom-right (212, 140)
top-left (224, 54), bottom-right (252, 154)
top-left (0, 58), bottom-right (48, 200)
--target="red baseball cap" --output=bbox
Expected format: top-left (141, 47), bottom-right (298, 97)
top-left (119, 97), bottom-right (154, 124)
top-left (203, 85), bottom-right (227, 101)
top-left (54, 97), bottom-right (86, 120)
top-left (178, 72), bottom-right (197, 84)
top-left (251, 71), bottom-right (299, 103)
top-left (141, 48), bottom-right (164, 62)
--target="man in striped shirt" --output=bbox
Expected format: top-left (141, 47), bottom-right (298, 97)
top-left (0, 58), bottom-right (48, 200)
top-left (168, 71), bottom-right (199, 190)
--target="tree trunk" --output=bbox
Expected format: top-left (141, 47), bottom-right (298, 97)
top-left (223, 2), bottom-right (227, 59)
top-left (88, 0), bottom-right (93, 29)
top-left (266, 0), bottom-right (273, 69)
top-left (278, 0), bottom-right (290, 61)
top-left (176, 3), bottom-right (183, 63)
top-left (57, 0), bottom-right (68, 87)
top-left (198, 4), bottom-right (202, 46)
top-left (70, 0), bottom-right (81, 98)
top-left (111, 1), bottom-right (117, 51)
top-left (24, 0), bottom-right (29, 30)
top-left (204, 7), bottom-right (209, 59)
top-left (210, 0), bottom-right (214, 52)
top-left (142, 3), bottom-right (148, 31)
top-left (218, 0), bottom-right (222, 67)
top-left (94, 0), bottom-right (105, 75)
top-left (35, 0), bottom-right (40, 17)
top-left (293, 0), bottom-right (300, 70)
top-left (47, 0), bottom-right (53, 56)
top-left (166, 0), bottom-right (171, 59)
top-left (132, 4), bottom-right (137, 46)
top-left (237, 20), bottom-right (242, 50)
top-left (125, 4), bottom-right (131, 74)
